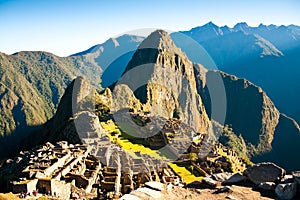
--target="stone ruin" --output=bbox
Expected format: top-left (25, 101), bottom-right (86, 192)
top-left (0, 110), bottom-right (249, 199)
top-left (0, 131), bottom-right (182, 199)
top-left (1, 141), bottom-right (100, 199)
top-left (78, 129), bottom-right (182, 198)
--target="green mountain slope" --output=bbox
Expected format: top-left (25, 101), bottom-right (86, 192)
top-left (0, 51), bottom-right (101, 158)
top-left (195, 66), bottom-right (300, 171)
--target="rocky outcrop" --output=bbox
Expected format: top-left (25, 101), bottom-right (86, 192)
top-left (47, 77), bottom-right (102, 143)
top-left (112, 30), bottom-right (210, 133)
top-left (188, 162), bottom-right (299, 199)
top-left (21, 77), bottom-right (102, 147)
top-left (243, 162), bottom-right (285, 185)
top-left (111, 84), bottom-right (143, 112)
top-left (201, 177), bottom-right (217, 188)
top-left (52, 76), bottom-right (97, 125)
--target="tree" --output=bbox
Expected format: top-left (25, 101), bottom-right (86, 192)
top-left (189, 153), bottom-right (198, 163)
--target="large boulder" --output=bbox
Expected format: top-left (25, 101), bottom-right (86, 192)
top-left (202, 177), bottom-right (217, 188)
top-left (211, 172), bottom-right (233, 182)
top-left (243, 162), bottom-right (285, 185)
top-left (275, 182), bottom-right (297, 200)
top-left (222, 173), bottom-right (248, 185)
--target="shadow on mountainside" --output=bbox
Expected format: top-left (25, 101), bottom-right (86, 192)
top-left (0, 123), bottom-right (43, 159)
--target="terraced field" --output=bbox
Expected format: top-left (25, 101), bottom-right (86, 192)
top-left (100, 120), bottom-right (202, 184)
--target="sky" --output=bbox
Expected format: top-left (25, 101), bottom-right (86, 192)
top-left (0, 0), bottom-right (300, 56)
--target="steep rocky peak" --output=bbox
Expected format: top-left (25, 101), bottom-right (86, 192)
top-left (188, 22), bottom-right (224, 38)
top-left (124, 29), bottom-right (193, 75)
top-left (203, 21), bottom-right (219, 29)
top-left (233, 22), bottom-right (250, 32)
top-left (117, 30), bottom-right (210, 133)
top-left (189, 21), bottom-right (219, 32)
top-left (138, 29), bottom-right (180, 53)
top-left (234, 22), bottom-right (249, 27)
top-left (258, 23), bottom-right (268, 29)
top-left (220, 25), bottom-right (233, 34)
top-left (69, 76), bottom-right (95, 105)
top-left (54, 76), bottom-right (96, 124)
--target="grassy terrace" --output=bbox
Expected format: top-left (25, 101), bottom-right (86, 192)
top-left (100, 120), bottom-right (202, 184)
top-left (168, 163), bottom-right (202, 184)
top-left (100, 121), bottom-right (162, 159)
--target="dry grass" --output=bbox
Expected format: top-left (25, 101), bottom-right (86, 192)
top-left (0, 193), bottom-right (20, 200)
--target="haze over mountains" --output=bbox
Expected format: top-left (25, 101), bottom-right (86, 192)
top-left (0, 22), bottom-right (300, 172)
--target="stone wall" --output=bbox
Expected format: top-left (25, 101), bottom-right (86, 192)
top-left (44, 152), bottom-right (71, 177)
top-left (37, 179), bottom-right (51, 194)
top-left (51, 179), bottom-right (71, 199)
top-left (27, 179), bottom-right (38, 194)
top-left (67, 174), bottom-right (89, 189)
top-left (12, 179), bottom-right (38, 194)
top-left (12, 183), bottom-right (27, 193)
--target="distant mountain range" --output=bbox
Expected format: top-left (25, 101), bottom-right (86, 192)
top-left (72, 34), bottom-right (144, 88)
top-left (0, 23), bottom-right (299, 171)
top-left (174, 22), bottom-right (300, 124)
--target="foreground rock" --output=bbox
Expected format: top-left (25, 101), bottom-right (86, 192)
top-left (222, 173), bottom-right (248, 185)
top-left (211, 172), bottom-right (233, 182)
top-left (145, 182), bottom-right (165, 191)
top-left (244, 162), bottom-right (285, 185)
top-left (202, 177), bottom-right (217, 188)
top-left (281, 175), bottom-right (294, 184)
top-left (275, 182), bottom-right (297, 200)
top-left (292, 171), bottom-right (300, 185)
top-left (213, 186), bottom-right (233, 194)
